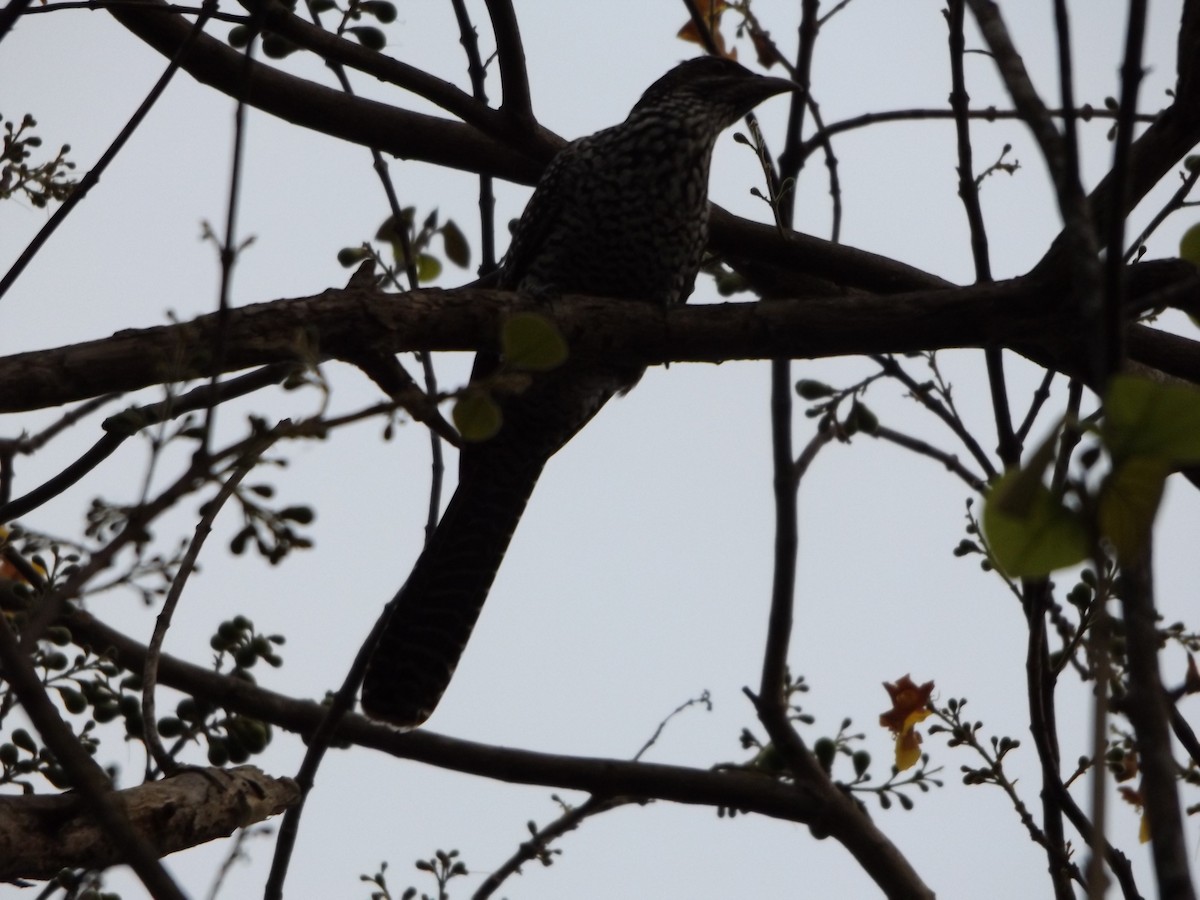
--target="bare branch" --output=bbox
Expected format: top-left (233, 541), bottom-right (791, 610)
top-left (1119, 553), bottom-right (1197, 898)
top-left (0, 766), bottom-right (298, 881)
top-left (483, 0), bottom-right (533, 125)
top-left (107, 0), bottom-right (545, 182)
top-left (68, 608), bottom-right (935, 898)
top-left (0, 263), bottom-right (1194, 415)
top-left (0, 613), bottom-right (186, 899)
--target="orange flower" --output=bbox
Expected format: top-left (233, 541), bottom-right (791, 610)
top-left (677, 1), bottom-right (738, 60)
top-left (880, 675), bottom-right (935, 771)
top-left (0, 526), bottom-right (27, 583)
top-left (1118, 785), bottom-right (1151, 843)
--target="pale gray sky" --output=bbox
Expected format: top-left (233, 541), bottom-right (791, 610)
top-left (1, 1), bottom-right (1198, 897)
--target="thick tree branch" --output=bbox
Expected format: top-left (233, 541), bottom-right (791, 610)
top-left (0, 765), bottom-right (299, 881)
top-left (107, 0), bottom-right (545, 183)
top-left (64, 608), bottom-right (938, 898)
top-left (104, 0), bottom-right (976, 300)
top-left (67, 611), bottom-right (824, 819)
top-left (0, 261), bottom-right (1194, 414)
top-left (233, 0), bottom-right (509, 135)
top-left (0, 611), bottom-right (185, 899)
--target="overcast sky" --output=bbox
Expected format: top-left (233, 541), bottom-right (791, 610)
top-left (2, 1), bottom-right (1199, 897)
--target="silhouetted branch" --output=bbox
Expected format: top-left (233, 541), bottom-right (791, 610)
top-left (0, 264), bottom-right (1194, 414)
top-left (0, 765), bottom-right (298, 881)
top-left (0, 614), bottom-right (186, 899)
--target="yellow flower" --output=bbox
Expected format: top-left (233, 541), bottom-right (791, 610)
top-left (880, 675), bottom-right (935, 772)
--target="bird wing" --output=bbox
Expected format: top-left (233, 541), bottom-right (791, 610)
top-left (496, 141), bottom-right (577, 291)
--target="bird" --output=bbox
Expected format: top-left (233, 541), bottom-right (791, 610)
top-left (361, 56), bottom-right (795, 727)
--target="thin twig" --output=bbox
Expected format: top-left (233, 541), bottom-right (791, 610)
top-left (0, 394), bottom-right (120, 504)
top-left (304, 0), bottom-right (447, 537)
top-left (947, 0), bottom-right (1017, 467)
top-left (142, 437), bottom-right (269, 775)
top-left (0, 365), bottom-right (289, 524)
top-left (1120, 551), bottom-right (1196, 898)
top-left (0, 0), bottom-right (217, 302)
top-left (263, 599), bottom-right (389, 900)
top-left (1014, 369), bottom-right (1056, 445)
top-left (1022, 578), bottom-right (1076, 900)
top-left (472, 796), bottom-right (631, 900)
top-left (1125, 164), bottom-right (1200, 261)
top-left (871, 355), bottom-right (997, 478)
top-left (16, 401), bottom-right (390, 651)
top-left (1085, 559), bottom-right (1114, 900)
top-left (795, 104), bottom-right (1157, 163)
top-left (199, 5), bottom-right (256, 456)
top-left (871, 426), bottom-right (985, 491)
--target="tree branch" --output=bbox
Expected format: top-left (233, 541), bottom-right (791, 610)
top-left (0, 765), bottom-right (299, 881)
top-left (0, 614), bottom-right (185, 899)
top-left (0, 263), bottom-right (1194, 414)
top-left (66, 607), bottom-right (936, 898)
top-left (107, 0), bottom-right (545, 182)
top-left (67, 610), bottom-right (826, 820)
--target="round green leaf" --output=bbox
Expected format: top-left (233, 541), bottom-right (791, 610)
top-left (440, 220), bottom-right (471, 267)
top-left (1103, 373), bottom-right (1200, 464)
top-left (453, 391), bottom-right (502, 442)
top-left (502, 312), bottom-right (568, 372)
top-left (982, 472), bottom-right (1089, 578)
top-left (1181, 222), bottom-right (1200, 267)
top-left (416, 253), bottom-right (442, 283)
top-left (1098, 456), bottom-right (1169, 562)
top-left (337, 246), bottom-right (369, 267)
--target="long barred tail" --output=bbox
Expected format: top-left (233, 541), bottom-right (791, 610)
top-left (361, 454), bottom-right (545, 727)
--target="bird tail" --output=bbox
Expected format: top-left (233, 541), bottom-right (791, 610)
top-left (361, 452), bottom-right (545, 727)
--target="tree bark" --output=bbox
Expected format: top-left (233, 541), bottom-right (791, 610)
top-left (0, 765), bottom-right (299, 880)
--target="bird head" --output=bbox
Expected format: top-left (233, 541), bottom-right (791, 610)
top-left (632, 56), bottom-right (797, 130)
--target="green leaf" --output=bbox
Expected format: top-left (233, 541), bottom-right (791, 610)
top-left (1181, 222), bottom-right (1200, 267)
top-left (847, 401), bottom-right (878, 435)
top-left (374, 213), bottom-right (405, 243)
top-left (982, 472), bottom-right (1089, 577)
top-left (415, 253), bottom-right (442, 283)
top-left (987, 424), bottom-right (1063, 520)
top-left (501, 312), bottom-right (568, 372)
top-left (452, 391), bottom-right (502, 442)
top-left (337, 246), bottom-right (370, 267)
top-left (1102, 374), bottom-right (1200, 464)
top-left (440, 220), bottom-right (470, 267)
top-left (1098, 456), bottom-right (1169, 562)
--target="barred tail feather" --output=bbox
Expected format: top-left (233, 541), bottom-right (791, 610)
top-left (361, 456), bottom-right (544, 726)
